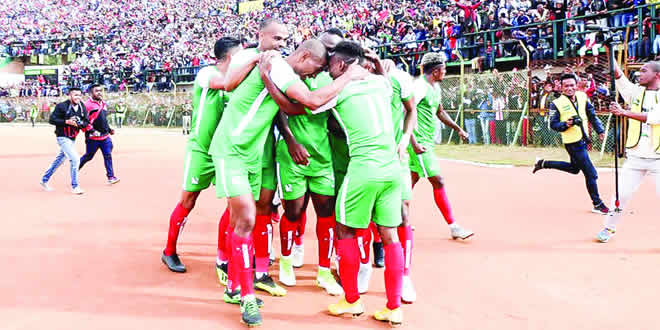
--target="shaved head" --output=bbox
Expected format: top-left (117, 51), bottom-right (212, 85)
top-left (295, 39), bottom-right (327, 60)
top-left (319, 31), bottom-right (343, 51)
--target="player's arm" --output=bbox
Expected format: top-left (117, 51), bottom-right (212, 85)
top-left (401, 98), bottom-right (417, 148)
top-left (259, 59), bottom-right (306, 115)
top-left (364, 49), bottom-right (386, 76)
top-left (274, 111), bottom-right (310, 165)
top-left (223, 54), bottom-right (260, 92)
top-left (436, 104), bottom-right (468, 141)
top-left (282, 65), bottom-right (368, 110)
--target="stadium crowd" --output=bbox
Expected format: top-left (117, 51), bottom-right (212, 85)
top-left (2, 0), bottom-right (656, 93)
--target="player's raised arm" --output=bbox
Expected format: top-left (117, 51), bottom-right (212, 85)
top-left (284, 64), bottom-right (366, 110)
top-left (223, 52), bottom-right (260, 92)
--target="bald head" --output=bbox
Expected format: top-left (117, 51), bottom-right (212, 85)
top-left (295, 39), bottom-right (327, 60)
top-left (639, 61), bottom-right (660, 88)
top-left (648, 61), bottom-right (660, 73)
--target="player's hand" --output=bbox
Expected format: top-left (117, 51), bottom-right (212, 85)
top-left (458, 129), bottom-right (469, 141)
top-left (65, 119), bottom-right (78, 127)
top-left (566, 118), bottom-right (574, 127)
top-left (363, 49), bottom-right (380, 63)
top-left (608, 102), bottom-right (626, 116)
top-left (344, 64), bottom-right (369, 81)
top-left (288, 142), bottom-right (310, 166)
top-left (382, 59), bottom-right (395, 73)
top-left (258, 51), bottom-right (278, 75)
top-left (110, 129), bottom-right (115, 135)
top-left (599, 133), bottom-right (605, 141)
top-left (411, 142), bottom-right (426, 154)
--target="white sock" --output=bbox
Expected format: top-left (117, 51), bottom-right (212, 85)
top-left (216, 257), bottom-right (227, 266)
top-left (256, 272), bottom-right (268, 279)
top-left (449, 223), bottom-right (459, 229)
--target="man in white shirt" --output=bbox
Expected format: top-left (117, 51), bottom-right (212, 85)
top-left (596, 61), bottom-right (660, 242)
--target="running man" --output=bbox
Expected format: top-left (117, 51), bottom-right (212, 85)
top-left (78, 84), bottom-right (120, 185)
top-left (209, 39), bottom-right (366, 326)
top-left (275, 29), bottom-right (344, 296)
top-left (533, 73), bottom-right (609, 214)
top-left (408, 53), bottom-right (474, 240)
top-left (161, 37), bottom-right (244, 273)
top-left (596, 61), bottom-right (660, 242)
top-left (294, 41), bottom-right (405, 326)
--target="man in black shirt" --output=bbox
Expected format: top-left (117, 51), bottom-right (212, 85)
top-left (40, 87), bottom-right (91, 194)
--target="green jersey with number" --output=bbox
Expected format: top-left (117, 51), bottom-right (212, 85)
top-left (389, 69), bottom-right (413, 145)
top-left (312, 75), bottom-right (398, 180)
top-left (412, 76), bottom-right (441, 147)
top-left (189, 66), bottom-right (229, 153)
top-left (209, 56), bottom-right (303, 172)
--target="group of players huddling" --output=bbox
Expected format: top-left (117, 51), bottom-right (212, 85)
top-left (160, 19), bottom-right (474, 327)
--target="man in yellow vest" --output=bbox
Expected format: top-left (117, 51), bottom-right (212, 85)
top-left (533, 73), bottom-right (609, 214)
top-left (596, 61), bottom-right (660, 243)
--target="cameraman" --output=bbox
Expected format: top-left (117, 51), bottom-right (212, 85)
top-left (40, 87), bottom-right (91, 195)
top-left (533, 73), bottom-right (609, 214)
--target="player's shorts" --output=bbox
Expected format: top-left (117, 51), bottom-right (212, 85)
top-left (336, 174), bottom-right (402, 229)
top-left (276, 158), bottom-right (335, 201)
top-left (408, 146), bottom-right (440, 178)
top-left (400, 158), bottom-right (412, 201)
top-left (213, 156), bottom-right (261, 201)
top-left (182, 149), bottom-right (215, 192)
top-left (329, 134), bottom-right (349, 194)
top-left (261, 164), bottom-right (277, 192)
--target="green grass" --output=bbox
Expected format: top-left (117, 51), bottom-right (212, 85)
top-left (434, 144), bottom-right (616, 168)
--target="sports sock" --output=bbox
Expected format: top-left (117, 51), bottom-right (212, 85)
top-left (252, 215), bottom-right (271, 273)
top-left (355, 227), bottom-right (372, 265)
top-left (369, 222), bottom-right (381, 243)
top-left (294, 212), bottom-right (307, 246)
top-left (397, 225), bottom-right (413, 276)
top-left (433, 187), bottom-right (455, 225)
top-left (217, 208), bottom-right (230, 263)
top-left (384, 242), bottom-right (404, 310)
top-left (316, 215), bottom-right (336, 268)
top-left (226, 226), bottom-right (240, 291)
top-left (231, 233), bottom-right (254, 296)
top-left (164, 202), bottom-right (191, 256)
top-left (280, 215), bottom-right (296, 257)
top-left (337, 238), bottom-right (360, 303)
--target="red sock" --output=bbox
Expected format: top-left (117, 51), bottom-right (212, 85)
top-left (294, 212), bottom-right (307, 246)
top-left (164, 202), bottom-right (191, 256)
top-left (252, 215), bottom-right (271, 273)
top-left (217, 208), bottom-right (230, 262)
top-left (384, 242), bottom-right (404, 310)
top-left (316, 215), bottom-right (336, 268)
top-left (397, 225), bottom-right (413, 276)
top-left (355, 228), bottom-right (372, 265)
top-left (433, 188), bottom-right (455, 225)
top-left (231, 233), bottom-right (254, 296)
top-left (280, 215), bottom-right (296, 257)
top-left (337, 238), bottom-right (360, 303)
top-left (226, 226), bottom-right (239, 291)
top-left (369, 222), bottom-right (381, 243)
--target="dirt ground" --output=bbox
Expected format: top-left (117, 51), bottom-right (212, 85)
top-left (1, 125), bottom-right (658, 330)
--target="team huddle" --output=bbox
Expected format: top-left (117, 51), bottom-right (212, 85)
top-left (160, 19), bottom-right (474, 328)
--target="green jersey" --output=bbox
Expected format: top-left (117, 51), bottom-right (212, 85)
top-left (284, 72), bottom-right (334, 172)
top-left (312, 75), bottom-right (398, 180)
top-left (412, 76), bottom-right (441, 147)
top-left (189, 66), bottom-right (229, 153)
top-left (209, 56), bottom-right (303, 172)
top-left (388, 69), bottom-right (413, 145)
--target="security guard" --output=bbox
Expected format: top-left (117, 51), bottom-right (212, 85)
top-left (596, 61), bottom-right (660, 242)
top-left (115, 103), bottom-right (126, 128)
top-left (533, 73), bottom-right (609, 214)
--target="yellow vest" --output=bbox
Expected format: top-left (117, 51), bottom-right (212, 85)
top-left (553, 92), bottom-right (589, 144)
top-left (626, 88), bottom-right (660, 153)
